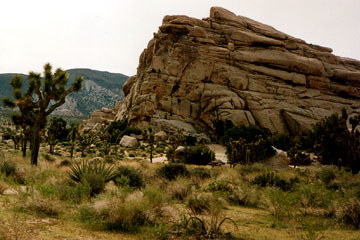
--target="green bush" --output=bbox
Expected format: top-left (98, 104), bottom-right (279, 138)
top-left (288, 149), bottom-right (311, 166)
top-left (184, 136), bottom-right (197, 146)
top-left (82, 173), bottom-right (106, 196)
top-left (336, 199), bottom-right (360, 229)
top-left (316, 167), bottom-right (336, 185)
top-left (122, 127), bottom-right (142, 136)
top-left (156, 164), bottom-right (189, 181)
top-left (310, 111), bottom-right (360, 173)
top-left (43, 153), bottom-right (56, 162)
top-left (26, 198), bottom-right (61, 217)
top-left (190, 167), bottom-right (211, 179)
top-left (113, 166), bottom-right (145, 189)
top-left (270, 133), bottom-right (296, 151)
top-left (252, 172), bottom-right (299, 192)
top-left (207, 180), bottom-right (234, 193)
top-left (0, 159), bottom-right (17, 177)
top-left (187, 195), bottom-right (211, 214)
top-left (227, 137), bottom-right (275, 165)
top-left (59, 159), bottom-right (71, 167)
top-left (182, 145), bottom-right (214, 165)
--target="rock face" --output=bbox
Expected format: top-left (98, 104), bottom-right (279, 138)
top-left (115, 7), bottom-right (360, 135)
top-left (120, 135), bottom-right (139, 148)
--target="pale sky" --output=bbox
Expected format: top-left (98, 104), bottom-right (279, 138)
top-left (1, 0), bottom-right (359, 76)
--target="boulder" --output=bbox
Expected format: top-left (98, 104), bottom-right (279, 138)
top-left (90, 7), bottom-right (360, 137)
top-left (120, 135), bottom-right (139, 148)
top-left (2, 188), bottom-right (18, 195)
top-left (154, 131), bottom-right (167, 141)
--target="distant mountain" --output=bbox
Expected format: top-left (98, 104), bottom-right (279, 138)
top-left (0, 68), bottom-right (128, 116)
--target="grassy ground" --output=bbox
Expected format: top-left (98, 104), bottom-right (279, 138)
top-left (0, 140), bottom-right (360, 240)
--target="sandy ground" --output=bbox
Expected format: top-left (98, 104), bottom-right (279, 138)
top-left (207, 144), bottom-right (228, 163)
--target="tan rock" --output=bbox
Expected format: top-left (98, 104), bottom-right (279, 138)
top-left (85, 7), bottom-right (360, 137)
top-left (120, 135), bottom-right (139, 148)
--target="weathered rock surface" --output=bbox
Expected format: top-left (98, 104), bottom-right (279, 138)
top-left (81, 107), bottom-right (117, 132)
top-left (154, 130), bottom-right (167, 141)
top-left (120, 135), bottom-right (139, 148)
top-left (112, 7), bottom-right (359, 135)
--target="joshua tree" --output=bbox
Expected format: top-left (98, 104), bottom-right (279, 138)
top-left (3, 63), bottom-right (83, 165)
top-left (147, 127), bottom-right (155, 163)
top-left (10, 113), bottom-right (32, 157)
top-left (69, 124), bottom-right (78, 158)
top-left (78, 131), bottom-right (95, 157)
top-left (46, 117), bottom-right (68, 154)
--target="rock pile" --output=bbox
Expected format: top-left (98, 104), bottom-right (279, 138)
top-left (106, 7), bottom-right (360, 135)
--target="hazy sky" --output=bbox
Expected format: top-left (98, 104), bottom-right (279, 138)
top-left (1, 0), bottom-right (359, 76)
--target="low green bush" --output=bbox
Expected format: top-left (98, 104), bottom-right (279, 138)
top-left (187, 195), bottom-right (211, 214)
top-left (336, 199), bottom-right (360, 229)
top-left (0, 159), bottom-right (16, 177)
top-left (190, 167), bottom-right (211, 179)
top-left (156, 164), bottom-right (189, 181)
top-left (43, 153), bottom-right (56, 162)
top-left (252, 172), bottom-right (299, 192)
top-left (206, 180), bottom-right (234, 193)
top-left (113, 166), bottom-right (145, 189)
top-left (182, 145), bottom-right (214, 165)
top-left (316, 166), bottom-right (336, 185)
top-left (270, 133), bottom-right (296, 151)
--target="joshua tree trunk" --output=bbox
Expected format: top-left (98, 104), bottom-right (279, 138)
top-left (30, 117), bottom-right (42, 166)
top-left (70, 142), bottom-right (74, 158)
top-left (22, 137), bottom-right (27, 157)
top-left (150, 144), bottom-right (153, 163)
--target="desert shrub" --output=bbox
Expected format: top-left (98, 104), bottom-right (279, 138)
top-left (206, 180), bottom-right (234, 193)
top-left (122, 127), bottom-right (142, 136)
top-left (165, 147), bottom-right (174, 161)
top-left (265, 188), bottom-right (298, 220)
top-left (187, 195), bottom-right (211, 214)
top-left (25, 198), bottom-right (61, 217)
top-left (316, 166), bottom-right (336, 185)
top-left (43, 153), bottom-right (56, 162)
top-left (288, 148), bottom-right (312, 166)
top-left (104, 201), bottom-right (151, 232)
top-left (59, 159), bottom-right (71, 167)
top-left (270, 133), bottom-right (296, 151)
top-left (336, 199), bottom-right (360, 229)
top-left (184, 135), bottom-right (197, 146)
top-left (310, 111), bottom-right (360, 173)
top-left (252, 172), bottom-right (299, 192)
top-left (236, 163), bottom-right (266, 176)
top-left (113, 166), bottom-right (145, 189)
top-left (0, 159), bottom-right (17, 177)
top-left (297, 182), bottom-right (336, 211)
top-left (156, 163), bottom-right (189, 181)
top-left (155, 147), bottom-right (165, 154)
top-left (56, 183), bottom-right (90, 203)
top-left (82, 173), bottom-right (106, 196)
top-left (167, 181), bottom-right (190, 201)
top-left (40, 183), bottom-right (90, 203)
top-left (227, 136), bottom-right (275, 165)
top-left (190, 167), bottom-right (211, 179)
top-left (182, 145), bottom-right (214, 165)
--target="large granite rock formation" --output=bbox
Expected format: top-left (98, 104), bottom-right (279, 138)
top-left (115, 7), bottom-right (360, 135)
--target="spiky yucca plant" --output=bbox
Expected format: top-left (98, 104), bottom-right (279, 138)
top-left (68, 160), bottom-right (116, 183)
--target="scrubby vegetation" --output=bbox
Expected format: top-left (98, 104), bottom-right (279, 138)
top-left (1, 146), bottom-right (360, 239)
top-left (1, 80), bottom-right (360, 240)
